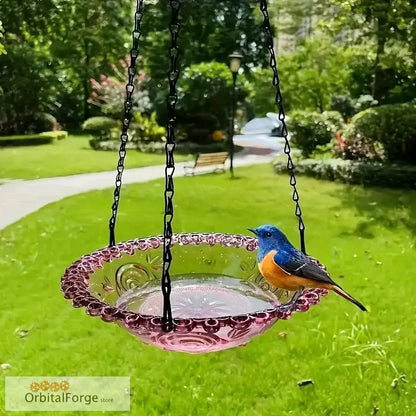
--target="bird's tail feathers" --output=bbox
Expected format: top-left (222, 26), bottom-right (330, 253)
top-left (332, 285), bottom-right (367, 312)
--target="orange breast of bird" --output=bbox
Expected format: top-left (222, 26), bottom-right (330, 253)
top-left (258, 250), bottom-right (328, 291)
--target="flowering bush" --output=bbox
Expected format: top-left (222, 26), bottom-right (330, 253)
top-left (88, 58), bottom-right (152, 118)
top-left (333, 132), bottom-right (384, 161)
top-left (345, 102), bottom-right (416, 164)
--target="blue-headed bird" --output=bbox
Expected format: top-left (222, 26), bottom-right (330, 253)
top-left (248, 224), bottom-right (367, 311)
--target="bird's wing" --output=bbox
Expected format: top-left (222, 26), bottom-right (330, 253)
top-left (274, 249), bottom-right (335, 285)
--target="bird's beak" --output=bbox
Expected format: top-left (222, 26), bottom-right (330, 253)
top-left (247, 228), bottom-right (257, 236)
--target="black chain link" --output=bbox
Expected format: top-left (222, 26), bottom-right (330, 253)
top-left (108, 0), bottom-right (145, 247)
top-left (161, 0), bottom-right (182, 332)
top-left (259, 0), bottom-right (306, 254)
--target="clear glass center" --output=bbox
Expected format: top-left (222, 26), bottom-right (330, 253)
top-left (116, 274), bottom-right (280, 319)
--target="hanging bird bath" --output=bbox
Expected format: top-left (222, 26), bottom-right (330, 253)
top-left (62, 233), bottom-right (327, 353)
top-left (60, 0), bottom-right (331, 353)
top-left (62, 234), bottom-right (327, 353)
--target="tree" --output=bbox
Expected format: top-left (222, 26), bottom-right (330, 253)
top-left (0, 0), bottom-right (133, 132)
top-left (178, 61), bottom-right (248, 131)
top-left (321, 0), bottom-right (416, 102)
top-left (142, 0), bottom-right (269, 81)
top-left (279, 39), bottom-right (351, 112)
top-left (50, 0), bottom-right (132, 122)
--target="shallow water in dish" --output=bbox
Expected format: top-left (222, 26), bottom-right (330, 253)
top-left (116, 274), bottom-right (280, 318)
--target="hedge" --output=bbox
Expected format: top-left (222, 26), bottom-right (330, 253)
top-left (289, 110), bottom-right (344, 157)
top-left (273, 158), bottom-right (416, 189)
top-left (82, 117), bottom-right (118, 131)
top-left (0, 131), bottom-right (68, 147)
top-left (346, 102), bottom-right (416, 164)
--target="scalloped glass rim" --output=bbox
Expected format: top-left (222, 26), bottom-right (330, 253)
top-left (61, 233), bottom-right (328, 353)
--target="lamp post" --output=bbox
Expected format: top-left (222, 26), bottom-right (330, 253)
top-left (228, 51), bottom-right (242, 177)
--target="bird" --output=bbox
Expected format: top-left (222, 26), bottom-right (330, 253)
top-left (248, 224), bottom-right (367, 311)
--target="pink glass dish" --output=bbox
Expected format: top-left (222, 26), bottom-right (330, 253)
top-left (61, 233), bottom-right (328, 353)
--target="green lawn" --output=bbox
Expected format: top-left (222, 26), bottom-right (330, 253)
top-left (0, 135), bottom-right (190, 180)
top-left (1, 165), bottom-right (415, 415)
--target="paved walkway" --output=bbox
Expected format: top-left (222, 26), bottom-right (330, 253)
top-left (0, 152), bottom-right (275, 230)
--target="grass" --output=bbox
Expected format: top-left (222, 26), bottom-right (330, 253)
top-left (1, 164), bottom-right (415, 415)
top-left (0, 134), bottom-right (190, 180)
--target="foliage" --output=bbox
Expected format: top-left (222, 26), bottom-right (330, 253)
top-left (85, 111), bottom-right (165, 148)
top-left (346, 102), bottom-right (416, 164)
top-left (289, 110), bottom-right (344, 157)
top-left (331, 95), bottom-right (356, 121)
top-left (143, 0), bottom-right (268, 83)
top-left (130, 112), bottom-right (166, 143)
top-left (83, 117), bottom-right (119, 142)
top-left (273, 0), bottom-right (324, 39)
top-left (246, 68), bottom-right (276, 117)
top-left (0, 40), bottom-right (57, 134)
top-left (322, 0), bottom-right (416, 103)
top-left (88, 60), bottom-right (152, 118)
top-left (355, 94), bottom-right (379, 112)
top-left (82, 117), bottom-right (118, 132)
top-left (276, 39), bottom-right (351, 112)
top-left (0, 21), bottom-right (5, 55)
top-left (178, 62), bottom-right (248, 131)
top-left (175, 141), bottom-right (229, 155)
top-left (333, 135), bottom-right (384, 162)
top-left (274, 157), bottom-right (416, 188)
top-left (0, 0), bottom-right (133, 131)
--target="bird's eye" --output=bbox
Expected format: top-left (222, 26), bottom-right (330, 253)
top-left (266, 232), bottom-right (272, 237)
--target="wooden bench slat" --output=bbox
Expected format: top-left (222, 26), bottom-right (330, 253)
top-left (185, 152), bottom-right (228, 175)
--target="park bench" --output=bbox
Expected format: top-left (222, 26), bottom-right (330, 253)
top-left (184, 151), bottom-right (228, 176)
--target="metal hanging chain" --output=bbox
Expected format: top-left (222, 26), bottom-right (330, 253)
top-left (108, 0), bottom-right (145, 247)
top-left (259, 0), bottom-right (306, 254)
top-left (162, 0), bottom-right (182, 332)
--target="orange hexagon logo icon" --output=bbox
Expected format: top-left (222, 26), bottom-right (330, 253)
top-left (60, 380), bottom-right (70, 391)
top-left (40, 381), bottom-right (50, 391)
top-left (30, 382), bottom-right (40, 392)
top-left (49, 382), bottom-right (60, 392)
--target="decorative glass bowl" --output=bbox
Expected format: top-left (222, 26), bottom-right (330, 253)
top-left (61, 233), bottom-right (328, 353)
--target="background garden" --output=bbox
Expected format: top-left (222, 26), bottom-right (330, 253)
top-left (1, 0), bottom-right (416, 415)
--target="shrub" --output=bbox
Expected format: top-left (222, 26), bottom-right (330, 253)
top-left (333, 133), bottom-right (384, 161)
top-left (0, 132), bottom-right (58, 146)
top-left (331, 95), bottom-right (356, 121)
top-left (82, 117), bottom-right (119, 141)
top-left (29, 113), bottom-right (58, 133)
top-left (346, 102), bottom-right (416, 164)
top-left (53, 131), bottom-right (68, 140)
top-left (88, 59), bottom-right (152, 118)
top-left (354, 95), bottom-right (378, 112)
top-left (89, 139), bottom-right (139, 152)
top-left (130, 112), bottom-right (165, 143)
top-left (82, 117), bottom-right (118, 131)
top-left (273, 157), bottom-right (416, 189)
top-left (289, 110), bottom-right (344, 157)
top-left (175, 142), bottom-right (228, 154)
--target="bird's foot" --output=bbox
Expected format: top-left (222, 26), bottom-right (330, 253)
top-left (280, 288), bottom-right (303, 311)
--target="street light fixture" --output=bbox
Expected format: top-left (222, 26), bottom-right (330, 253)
top-left (228, 51), bottom-right (243, 177)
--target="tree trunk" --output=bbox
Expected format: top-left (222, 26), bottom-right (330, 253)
top-left (372, 32), bottom-right (386, 102)
top-left (83, 40), bottom-right (90, 121)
